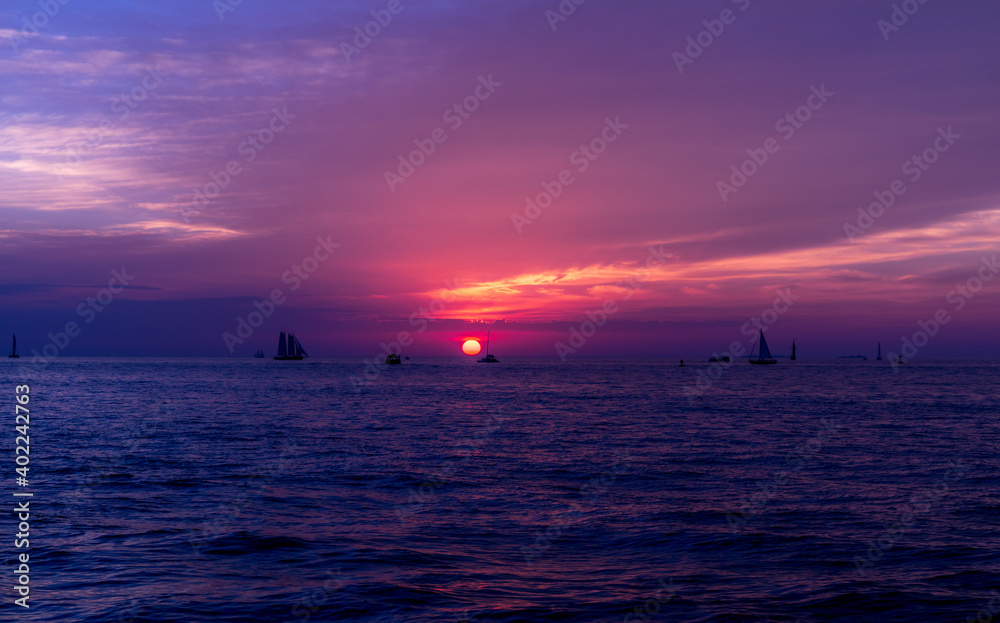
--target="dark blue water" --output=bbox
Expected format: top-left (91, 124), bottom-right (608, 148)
top-left (2, 358), bottom-right (999, 622)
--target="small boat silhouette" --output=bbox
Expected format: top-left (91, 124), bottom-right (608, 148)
top-left (478, 332), bottom-right (499, 363)
top-left (274, 331), bottom-right (307, 360)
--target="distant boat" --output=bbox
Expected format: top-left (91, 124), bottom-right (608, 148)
top-left (8, 334), bottom-right (19, 359)
top-left (877, 343), bottom-right (882, 361)
top-left (679, 359), bottom-right (685, 367)
top-left (708, 355), bottom-right (730, 362)
top-left (790, 339), bottom-right (797, 361)
top-left (385, 353), bottom-right (402, 365)
top-left (254, 349), bottom-right (265, 358)
top-left (478, 331), bottom-right (499, 363)
top-left (273, 331), bottom-right (308, 360)
top-left (749, 329), bottom-right (777, 365)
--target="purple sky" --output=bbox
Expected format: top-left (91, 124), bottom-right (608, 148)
top-left (1, 0), bottom-right (998, 359)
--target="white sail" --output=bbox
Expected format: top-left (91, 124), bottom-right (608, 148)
top-left (277, 331), bottom-right (287, 357)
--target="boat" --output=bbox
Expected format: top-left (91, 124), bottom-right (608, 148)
top-left (385, 353), bottom-right (402, 365)
top-left (790, 339), bottom-right (796, 361)
top-left (708, 355), bottom-right (730, 362)
top-left (679, 359), bottom-right (685, 367)
top-left (273, 331), bottom-right (308, 360)
top-left (478, 332), bottom-right (499, 363)
top-left (254, 349), bottom-right (265, 358)
top-left (877, 343), bottom-right (882, 361)
top-left (8, 334), bottom-right (19, 359)
top-left (748, 329), bottom-right (777, 365)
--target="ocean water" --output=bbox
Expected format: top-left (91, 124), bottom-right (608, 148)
top-left (2, 358), bottom-right (999, 622)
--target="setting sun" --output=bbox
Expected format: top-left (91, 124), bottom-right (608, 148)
top-left (462, 340), bottom-right (481, 356)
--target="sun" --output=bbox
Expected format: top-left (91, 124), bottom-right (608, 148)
top-left (462, 339), bottom-right (481, 356)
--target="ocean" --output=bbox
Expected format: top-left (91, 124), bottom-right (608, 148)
top-left (2, 358), bottom-right (999, 622)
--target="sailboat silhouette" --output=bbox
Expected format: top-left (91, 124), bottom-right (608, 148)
top-left (749, 330), bottom-right (777, 365)
top-left (273, 331), bottom-right (308, 360)
top-left (478, 332), bottom-right (499, 363)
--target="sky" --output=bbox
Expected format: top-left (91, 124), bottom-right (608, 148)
top-left (0, 0), bottom-right (998, 359)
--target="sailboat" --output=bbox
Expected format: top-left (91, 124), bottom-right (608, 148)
top-left (254, 349), bottom-right (265, 358)
top-left (273, 331), bottom-right (308, 360)
top-left (478, 332), bottom-right (499, 363)
top-left (749, 329), bottom-right (777, 365)
top-left (876, 343), bottom-right (882, 361)
top-left (790, 339), bottom-right (797, 361)
top-left (8, 334), bottom-right (19, 359)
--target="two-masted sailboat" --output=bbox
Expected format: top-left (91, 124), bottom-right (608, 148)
top-left (8, 334), bottom-right (19, 359)
top-left (274, 331), bottom-right (308, 360)
top-left (478, 332), bottom-right (499, 363)
top-left (749, 329), bottom-right (777, 365)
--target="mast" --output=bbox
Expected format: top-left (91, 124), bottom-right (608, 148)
top-left (791, 339), bottom-right (796, 361)
top-left (877, 343), bottom-right (882, 360)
